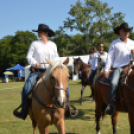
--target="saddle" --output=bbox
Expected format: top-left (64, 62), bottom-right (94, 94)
top-left (100, 65), bottom-right (132, 85)
top-left (99, 65), bottom-right (133, 112)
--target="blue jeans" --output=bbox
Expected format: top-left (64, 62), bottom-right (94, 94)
top-left (67, 86), bottom-right (70, 98)
top-left (89, 70), bottom-right (96, 85)
top-left (21, 71), bottom-right (41, 114)
top-left (109, 66), bottom-right (126, 103)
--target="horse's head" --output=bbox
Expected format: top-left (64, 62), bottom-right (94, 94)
top-left (73, 57), bottom-right (82, 74)
top-left (98, 53), bottom-right (107, 69)
top-left (45, 57), bottom-right (69, 108)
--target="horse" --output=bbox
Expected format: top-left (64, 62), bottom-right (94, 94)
top-left (73, 53), bottom-right (107, 105)
top-left (29, 57), bottom-right (70, 134)
top-left (73, 57), bottom-right (92, 105)
top-left (94, 62), bottom-right (134, 134)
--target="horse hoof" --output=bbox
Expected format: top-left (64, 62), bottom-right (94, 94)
top-left (91, 100), bottom-right (94, 103)
top-left (96, 131), bottom-right (101, 134)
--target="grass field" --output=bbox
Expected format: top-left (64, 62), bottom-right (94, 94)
top-left (0, 80), bottom-right (130, 134)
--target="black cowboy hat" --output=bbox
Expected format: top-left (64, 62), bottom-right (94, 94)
top-left (32, 24), bottom-right (55, 37)
top-left (114, 22), bottom-right (133, 34)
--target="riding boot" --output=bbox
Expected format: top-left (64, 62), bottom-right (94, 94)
top-left (13, 97), bottom-right (31, 120)
top-left (89, 85), bottom-right (94, 98)
top-left (106, 97), bottom-right (116, 115)
top-left (89, 70), bottom-right (96, 98)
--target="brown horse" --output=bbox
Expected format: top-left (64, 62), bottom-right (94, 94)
top-left (94, 64), bottom-right (134, 134)
top-left (29, 58), bottom-right (70, 134)
top-left (73, 57), bottom-right (92, 104)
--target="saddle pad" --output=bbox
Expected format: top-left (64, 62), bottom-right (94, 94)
top-left (28, 73), bottom-right (46, 98)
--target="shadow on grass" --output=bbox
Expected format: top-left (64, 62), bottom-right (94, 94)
top-left (66, 96), bottom-right (95, 121)
top-left (65, 108), bottom-right (95, 121)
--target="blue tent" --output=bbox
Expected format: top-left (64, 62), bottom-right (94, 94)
top-left (6, 64), bottom-right (24, 71)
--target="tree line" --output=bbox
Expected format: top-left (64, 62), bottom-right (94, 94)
top-left (1, 0), bottom-right (134, 76)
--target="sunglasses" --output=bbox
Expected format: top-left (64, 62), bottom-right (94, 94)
top-left (123, 30), bottom-right (130, 33)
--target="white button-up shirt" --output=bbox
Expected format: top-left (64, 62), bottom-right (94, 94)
top-left (104, 38), bottom-right (134, 72)
top-left (26, 40), bottom-right (59, 69)
top-left (88, 53), bottom-right (93, 64)
top-left (91, 51), bottom-right (107, 70)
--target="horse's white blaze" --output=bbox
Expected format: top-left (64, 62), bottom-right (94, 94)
top-left (59, 70), bottom-right (64, 102)
top-left (60, 83), bottom-right (64, 102)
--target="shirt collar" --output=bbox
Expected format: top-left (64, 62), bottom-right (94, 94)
top-left (38, 39), bottom-right (49, 45)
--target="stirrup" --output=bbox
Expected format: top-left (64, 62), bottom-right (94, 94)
top-left (105, 104), bottom-right (115, 115)
top-left (13, 109), bottom-right (27, 120)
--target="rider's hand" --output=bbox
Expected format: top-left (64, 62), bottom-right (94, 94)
top-left (104, 71), bottom-right (109, 78)
top-left (35, 63), bottom-right (40, 67)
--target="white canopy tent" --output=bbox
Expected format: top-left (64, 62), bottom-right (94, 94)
top-left (24, 54), bottom-right (90, 81)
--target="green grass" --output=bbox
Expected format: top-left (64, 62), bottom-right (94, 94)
top-left (0, 81), bottom-right (130, 134)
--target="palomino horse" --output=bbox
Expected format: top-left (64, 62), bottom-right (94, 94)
top-left (73, 57), bottom-right (92, 104)
top-left (29, 58), bottom-right (70, 134)
top-left (94, 62), bottom-right (134, 134)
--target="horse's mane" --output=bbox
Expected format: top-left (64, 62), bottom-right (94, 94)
top-left (44, 61), bottom-right (69, 81)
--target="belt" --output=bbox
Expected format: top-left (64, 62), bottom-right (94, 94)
top-left (30, 66), bottom-right (46, 72)
top-left (35, 68), bottom-right (46, 72)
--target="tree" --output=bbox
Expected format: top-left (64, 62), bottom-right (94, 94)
top-left (0, 31), bottom-right (37, 76)
top-left (63, 0), bottom-right (125, 50)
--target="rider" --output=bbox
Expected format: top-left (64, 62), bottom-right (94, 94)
top-left (89, 43), bottom-right (107, 97)
top-left (104, 22), bottom-right (134, 115)
top-left (88, 47), bottom-right (97, 67)
top-left (13, 24), bottom-right (60, 120)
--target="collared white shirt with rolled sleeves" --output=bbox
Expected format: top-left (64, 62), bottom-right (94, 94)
top-left (90, 51), bottom-right (99, 70)
top-left (26, 40), bottom-right (59, 69)
top-left (104, 38), bottom-right (134, 72)
top-left (88, 53), bottom-right (93, 64)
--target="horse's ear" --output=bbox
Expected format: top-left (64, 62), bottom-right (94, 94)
top-left (63, 57), bottom-right (69, 66)
top-left (45, 58), bottom-right (53, 66)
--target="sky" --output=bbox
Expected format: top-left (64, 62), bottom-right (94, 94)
top-left (0, 0), bottom-right (134, 39)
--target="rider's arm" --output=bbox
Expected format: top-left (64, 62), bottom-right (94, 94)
top-left (26, 41), bottom-right (38, 66)
top-left (90, 53), bottom-right (96, 70)
top-left (104, 42), bottom-right (115, 72)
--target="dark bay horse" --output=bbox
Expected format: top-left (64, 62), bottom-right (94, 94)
top-left (73, 57), bottom-right (92, 104)
top-left (94, 64), bottom-right (134, 134)
top-left (29, 58), bottom-right (70, 134)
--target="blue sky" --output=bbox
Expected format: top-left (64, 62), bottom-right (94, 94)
top-left (0, 0), bottom-right (134, 39)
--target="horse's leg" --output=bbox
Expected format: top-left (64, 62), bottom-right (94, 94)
top-left (111, 111), bottom-right (119, 134)
top-left (90, 85), bottom-right (94, 103)
top-left (56, 118), bottom-right (65, 134)
top-left (29, 108), bottom-right (38, 134)
top-left (38, 122), bottom-right (49, 134)
top-left (81, 85), bottom-right (85, 105)
top-left (128, 112), bottom-right (134, 134)
top-left (95, 101), bottom-right (104, 134)
top-left (32, 119), bottom-right (38, 134)
top-left (95, 93), bottom-right (103, 134)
